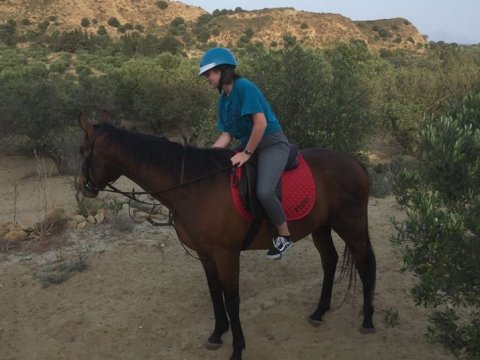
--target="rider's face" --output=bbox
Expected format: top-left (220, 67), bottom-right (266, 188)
top-left (203, 69), bottom-right (222, 89)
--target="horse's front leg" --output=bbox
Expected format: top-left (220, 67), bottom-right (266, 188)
top-left (214, 249), bottom-right (245, 360)
top-left (200, 255), bottom-right (230, 349)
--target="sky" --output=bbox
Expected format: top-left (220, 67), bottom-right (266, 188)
top-left (182, 0), bottom-right (480, 44)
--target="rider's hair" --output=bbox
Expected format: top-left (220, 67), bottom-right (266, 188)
top-left (217, 65), bottom-right (242, 93)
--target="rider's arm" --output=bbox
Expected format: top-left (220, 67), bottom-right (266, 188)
top-left (212, 132), bottom-right (232, 148)
top-left (244, 113), bottom-right (267, 154)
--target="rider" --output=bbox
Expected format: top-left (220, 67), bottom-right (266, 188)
top-left (199, 47), bottom-right (292, 259)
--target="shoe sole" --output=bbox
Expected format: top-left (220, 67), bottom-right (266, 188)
top-left (266, 253), bottom-right (282, 260)
top-left (266, 244), bottom-right (291, 260)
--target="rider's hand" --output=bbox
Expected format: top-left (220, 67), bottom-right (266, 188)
top-left (231, 151), bottom-right (251, 167)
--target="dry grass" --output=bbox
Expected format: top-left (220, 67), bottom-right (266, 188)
top-left (25, 208), bottom-right (68, 251)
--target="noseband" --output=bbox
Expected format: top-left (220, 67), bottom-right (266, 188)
top-left (81, 131), bottom-right (104, 193)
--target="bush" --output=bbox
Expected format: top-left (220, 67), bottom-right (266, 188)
top-left (392, 93), bottom-right (480, 359)
top-left (97, 26), bottom-right (107, 36)
top-left (378, 28), bottom-right (391, 38)
top-left (196, 28), bottom-right (210, 43)
top-left (170, 17), bottom-right (185, 28)
top-left (107, 17), bottom-right (120, 28)
top-left (81, 18), bottom-right (90, 28)
top-left (156, 1), bottom-right (168, 10)
top-left (241, 42), bottom-right (380, 154)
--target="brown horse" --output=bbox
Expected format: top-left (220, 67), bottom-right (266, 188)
top-left (77, 112), bottom-right (376, 360)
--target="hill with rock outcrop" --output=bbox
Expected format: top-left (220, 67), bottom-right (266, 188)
top-left (0, 0), bottom-right (426, 51)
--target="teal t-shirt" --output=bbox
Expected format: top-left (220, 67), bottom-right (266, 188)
top-left (217, 78), bottom-right (281, 145)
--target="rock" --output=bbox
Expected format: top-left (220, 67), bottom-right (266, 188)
top-left (4, 229), bottom-right (27, 241)
top-left (19, 220), bottom-right (34, 231)
top-left (86, 215), bottom-right (96, 224)
top-left (71, 215), bottom-right (86, 223)
top-left (134, 211), bottom-right (150, 221)
top-left (159, 207), bottom-right (170, 217)
top-left (67, 220), bottom-right (77, 229)
top-left (77, 221), bottom-right (87, 229)
top-left (94, 212), bottom-right (105, 224)
top-left (5, 222), bottom-right (19, 232)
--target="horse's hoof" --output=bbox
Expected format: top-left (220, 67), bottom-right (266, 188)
top-left (359, 326), bottom-right (376, 334)
top-left (204, 340), bottom-right (223, 350)
top-left (307, 317), bottom-right (322, 327)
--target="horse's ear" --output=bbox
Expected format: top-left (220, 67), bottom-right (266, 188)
top-left (101, 110), bottom-right (112, 124)
top-left (78, 113), bottom-right (95, 137)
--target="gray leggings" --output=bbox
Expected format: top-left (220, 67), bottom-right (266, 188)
top-left (255, 131), bottom-right (290, 226)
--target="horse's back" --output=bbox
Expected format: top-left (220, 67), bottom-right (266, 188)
top-left (300, 148), bottom-right (370, 210)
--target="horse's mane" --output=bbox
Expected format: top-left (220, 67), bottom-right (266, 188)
top-left (96, 123), bottom-right (233, 181)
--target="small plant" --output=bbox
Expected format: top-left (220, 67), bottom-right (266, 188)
top-left (27, 208), bottom-right (68, 249)
top-left (382, 307), bottom-right (399, 328)
top-left (112, 212), bottom-right (134, 232)
top-left (370, 163), bottom-right (393, 198)
top-left (36, 257), bottom-right (87, 287)
top-left (76, 196), bottom-right (124, 217)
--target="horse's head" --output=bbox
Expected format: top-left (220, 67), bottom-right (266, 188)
top-left (77, 111), bottom-right (122, 198)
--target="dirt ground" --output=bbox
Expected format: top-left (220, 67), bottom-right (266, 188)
top-left (0, 153), bottom-right (454, 360)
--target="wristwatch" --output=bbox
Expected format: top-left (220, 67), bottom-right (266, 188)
top-left (244, 149), bottom-right (253, 156)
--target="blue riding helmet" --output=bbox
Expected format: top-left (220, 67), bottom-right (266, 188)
top-left (199, 48), bottom-right (237, 76)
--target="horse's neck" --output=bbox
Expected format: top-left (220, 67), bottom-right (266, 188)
top-left (116, 150), bottom-right (180, 207)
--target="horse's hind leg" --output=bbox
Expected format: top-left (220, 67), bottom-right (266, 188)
top-left (309, 225), bottom-right (338, 326)
top-left (200, 256), bottom-right (230, 350)
top-left (334, 219), bottom-right (376, 332)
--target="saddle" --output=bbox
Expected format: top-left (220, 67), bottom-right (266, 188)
top-left (232, 144), bottom-right (315, 222)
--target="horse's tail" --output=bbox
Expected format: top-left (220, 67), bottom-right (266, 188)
top-left (336, 222), bottom-right (376, 301)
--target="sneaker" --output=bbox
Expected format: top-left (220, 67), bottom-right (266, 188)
top-left (266, 236), bottom-right (292, 260)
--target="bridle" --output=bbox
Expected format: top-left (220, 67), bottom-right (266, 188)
top-left (81, 131), bottom-right (103, 193)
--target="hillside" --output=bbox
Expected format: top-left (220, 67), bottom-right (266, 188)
top-left (0, 0), bottom-right (426, 51)
top-left (0, 0), bottom-right (206, 35)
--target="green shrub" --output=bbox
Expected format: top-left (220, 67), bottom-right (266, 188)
top-left (196, 28), bottom-right (210, 43)
top-left (242, 42), bottom-right (380, 154)
top-left (81, 18), bottom-right (90, 28)
top-left (97, 26), bottom-right (107, 36)
top-left (107, 17), bottom-right (120, 28)
top-left (392, 93), bottom-right (480, 359)
top-left (378, 28), bottom-right (391, 38)
top-left (156, 1), bottom-right (168, 10)
top-left (170, 17), bottom-right (185, 28)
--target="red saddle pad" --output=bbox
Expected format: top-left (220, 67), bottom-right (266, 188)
top-left (231, 155), bottom-right (316, 222)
